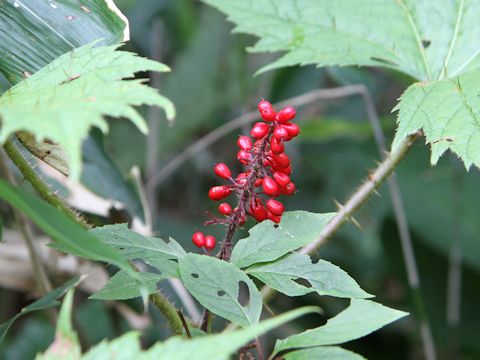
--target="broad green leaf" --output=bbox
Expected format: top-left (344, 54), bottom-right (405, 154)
top-left (0, 179), bottom-right (142, 288)
top-left (178, 254), bottom-right (262, 328)
top-left (231, 211), bottom-right (335, 268)
top-left (145, 306), bottom-right (319, 360)
top-left (273, 299), bottom-right (408, 355)
top-left (0, 0), bottom-right (129, 84)
top-left (0, 277), bottom-right (80, 343)
top-left (284, 347), bottom-right (365, 360)
top-left (247, 253), bottom-right (371, 299)
top-left (392, 72), bottom-right (480, 169)
top-left (37, 289), bottom-right (81, 360)
top-left (82, 332), bottom-right (141, 360)
top-left (0, 42), bottom-right (175, 180)
top-left (91, 224), bottom-right (185, 278)
top-left (91, 271), bottom-right (165, 300)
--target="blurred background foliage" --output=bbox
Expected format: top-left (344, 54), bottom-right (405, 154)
top-left (0, 1), bottom-right (479, 359)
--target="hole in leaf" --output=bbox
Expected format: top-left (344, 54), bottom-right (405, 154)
top-left (237, 281), bottom-right (250, 307)
top-left (158, 234), bottom-right (171, 244)
top-left (217, 290), bottom-right (226, 297)
top-left (273, 224), bottom-right (279, 229)
top-left (370, 57), bottom-right (397, 67)
top-left (191, 273), bottom-right (199, 279)
top-left (422, 39), bottom-right (431, 48)
top-left (294, 278), bottom-right (312, 288)
top-left (119, 247), bottom-right (125, 250)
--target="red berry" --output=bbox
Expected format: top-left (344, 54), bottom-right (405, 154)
top-left (237, 136), bottom-right (252, 151)
top-left (260, 108), bottom-right (277, 122)
top-left (218, 202), bottom-right (233, 216)
top-left (258, 99), bottom-right (273, 112)
top-left (273, 171), bottom-right (290, 187)
top-left (273, 153), bottom-right (290, 169)
top-left (273, 126), bottom-right (289, 141)
top-left (276, 106), bottom-right (296, 122)
top-left (278, 165), bottom-right (292, 175)
top-left (267, 211), bottom-right (282, 223)
top-left (282, 122), bottom-right (300, 138)
top-left (270, 137), bottom-right (284, 154)
top-left (192, 231), bottom-right (205, 247)
top-left (237, 150), bottom-right (252, 165)
top-left (204, 235), bottom-right (216, 250)
top-left (214, 163), bottom-right (231, 179)
top-left (266, 199), bottom-right (284, 216)
top-left (254, 177), bottom-right (263, 187)
top-left (250, 122), bottom-right (269, 139)
top-left (251, 199), bottom-right (268, 222)
top-left (236, 172), bottom-right (249, 185)
top-left (208, 186), bottom-right (231, 201)
top-left (262, 176), bottom-right (279, 196)
top-left (281, 182), bottom-right (296, 195)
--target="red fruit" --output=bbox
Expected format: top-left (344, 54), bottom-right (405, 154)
top-left (273, 153), bottom-right (290, 169)
top-left (192, 231), bottom-right (205, 247)
top-left (270, 137), bottom-right (284, 154)
top-left (276, 106), bottom-right (296, 123)
top-left (282, 122), bottom-right (300, 138)
top-left (262, 176), bottom-right (279, 196)
top-left (273, 126), bottom-right (289, 141)
top-left (254, 177), bottom-right (263, 187)
top-left (236, 172), bottom-right (249, 185)
top-left (204, 235), bottom-right (216, 250)
top-left (267, 199), bottom-right (284, 216)
top-left (258, 99), bottom-right (273, 112)
top-left (250, 122), bottom-right (269, 139)
top-left (237, 135), bottom-right (252, 151)
top-left (267, 211), bottom-right (282, 223)
top-left (214, 163), bottom-right (231, 179)
top-left (281, 182), bottom-right (296, 195)
top-left (273, 171), bottom-right (290, 187)
top-left (278, 165), bottom-right (292, 175)
top-left (218, 202), bottom-right (233, 216)
top-left (237, 150), bottom-right (252, 165)
top-left (208, 186), bottom-right (231, 201)
top-left (251, 199), bottom-right (268, 222)
top-left (260, 108), bottom-right (277, 122)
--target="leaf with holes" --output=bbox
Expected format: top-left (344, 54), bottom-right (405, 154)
top-left (273, 299), bottom-right (408, 356)
top-left (90, 224), bottom-right (185, 278)
top-left (90, 271), bottom-right (165, 300)
top-left (179, 254), bottom-right (262, 328)
top-left (0, 42), bottom-right (175, 180)
top-left (203, 0), bottom-right (480, 169)
top-left (283, 347), bottom-right (365, 360)
top-left (231, 211), bottom-right (335, 268)
top-left (247, 253), bottom-right (371, 299)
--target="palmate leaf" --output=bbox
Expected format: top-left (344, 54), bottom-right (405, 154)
top-left (202, 0), bottom-right (480, 169)
top-left (0, 42), bottom-right (175, 180)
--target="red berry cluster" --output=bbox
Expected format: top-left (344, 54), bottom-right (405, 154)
top-left (192, 100), bottom-right (299, 251)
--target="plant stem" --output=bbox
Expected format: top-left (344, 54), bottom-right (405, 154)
top-left (150, 292), bottom-right (184, 335)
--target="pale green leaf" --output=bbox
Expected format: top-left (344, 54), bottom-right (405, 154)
top-left (91, 224), bottom-right (185, 278)
top-left (273, 299), bottom-right (408, 355)
top-left (231, 211), bottom-right (335, 268)
top-left (178, 254), bottom-right (262, 328)
top-left (82, 332), bottom-right (142, 360)
top-left (91, 271), bottom-right (165, 300)
top-left (284, 347), bottom-right (365, 360)
top-left (0, 42), bottom-right (175, 180)
top-left (247, 253), bottom-right (372, 299)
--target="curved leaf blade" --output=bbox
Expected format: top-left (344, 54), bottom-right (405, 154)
top-left (284, 347), bottom-right (365, 360)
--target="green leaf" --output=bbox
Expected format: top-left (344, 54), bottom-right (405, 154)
top-left (247, 253), bottom-right (372, 299)
top-left (82, 332), bottom-right (141, 360)
top-left (0, 277), bottom-right (81, 343)
top-left (0, 179), bottom-right (142, 288)
top-left (0, 0), bottom-right (129, 84)
top-left (91, 271), bottom-right (165, 300)
top-left (392, 72), bottom-right (480, 169)
top-left (0, 42), bottom-right (174, 180)
top-left (231, 211), bottom-right (335, 268)
top-left (283, 347), bottom-right (365, 360)
top-left (178, 254), bottom-right (262, 328)
top-left (146, 306), bottom-right (319, 360)
top-left (273, 299), bottom-right (408, 355)
top-left (91, 224), bottom-right (185, 278)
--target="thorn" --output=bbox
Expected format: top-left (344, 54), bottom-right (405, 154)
top-left (349, 216), bottom-right (362, 230)
top-left (333, 199), bottom-right (344, 211)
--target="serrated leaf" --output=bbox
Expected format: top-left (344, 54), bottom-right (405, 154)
top-left (0, 277), bottom-right (81, 343)
top-left (283, 347), bottom-right (365, 360)
top-left (247, 253), bottom-right (371, 299)
top-left (231, 211), bottom-right (335, 268)
top-left (91, 271), bottom-right (165, 300)
top-left (178, 254), bottom-right (262, 328)
top-left (91, 224), bottom-right (185, 278)
top-left (392, 72), bottom-right (480, 169)
top-left (0, 42), bottom-right (175, 180)
top-left (273, 299), bottom-right (408, 355)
